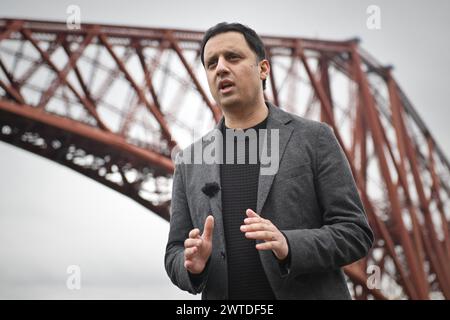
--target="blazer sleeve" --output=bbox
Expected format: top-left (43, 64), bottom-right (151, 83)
top-left (164, 155), bottom-right (210, 294)
top-left (282, 123), bottom-right (374, 276)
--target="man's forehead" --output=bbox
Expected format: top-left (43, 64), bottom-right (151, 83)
top-left (204, 32), bottom-right (250, 57)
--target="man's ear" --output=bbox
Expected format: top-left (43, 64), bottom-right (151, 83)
top-left (259, 59), bottom-right (270, 81)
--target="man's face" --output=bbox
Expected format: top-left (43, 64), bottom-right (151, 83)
top-left (203, 31), bottom-right (269, 110)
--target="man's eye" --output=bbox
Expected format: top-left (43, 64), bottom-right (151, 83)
top-left (207, 61), bottom-right (217, 69)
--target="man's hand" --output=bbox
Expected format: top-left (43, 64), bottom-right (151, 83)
top-left (184, 215), bottom-right (214, 274)
top-left (240, 209), bottom-right (289, 261)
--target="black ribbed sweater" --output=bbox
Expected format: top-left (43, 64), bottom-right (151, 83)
top-left (220, 116), bottom-right (275, 300)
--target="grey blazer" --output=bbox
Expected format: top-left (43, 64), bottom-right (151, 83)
top-left (165, 102), bottom-right (374, 300)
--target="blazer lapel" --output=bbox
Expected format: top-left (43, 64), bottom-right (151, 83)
top-left (256, 103), bottom-right (294, 214)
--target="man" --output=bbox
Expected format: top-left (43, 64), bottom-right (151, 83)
top-left (165, 22), bottom-right (374, 299)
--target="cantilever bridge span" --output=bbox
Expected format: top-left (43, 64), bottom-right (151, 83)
top-left (0, 19), bottom-right (449, 300)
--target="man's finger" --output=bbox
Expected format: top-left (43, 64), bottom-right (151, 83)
top-left (245, 231), bottom-right (275, 241)
top-left (189, 228), bottom-right (200, 239)
top-left (184, 238), bottom-right (202, 248)
top-left (240, 223), bottom-right (269, 232)
top-left (255, 241), bottom-right (277, 251)
top-left (184, 260), bottom-right (193, 270)
top-left (246, 208), bottom-right (259, 217)
top-left (202, 215), bottom-right (214, 241)
top-left (184, 246), bottom-right (198, 259)
top-left (243, 217), bottom-right (261, 225)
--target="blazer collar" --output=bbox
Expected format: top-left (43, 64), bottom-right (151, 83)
top-left (213, 101), bottom-right (292, 131)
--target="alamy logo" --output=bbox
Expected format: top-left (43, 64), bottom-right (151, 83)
top-left (172, 128), bottom-right (280, 176)
top-left (366, 5), bottom-right (381, 30)
top-left (66, 265), bottom-right (81, 290)
top-left (66, 5), bottom-right (81, 30)
top-left (366, 265), bottom-right (381, 290)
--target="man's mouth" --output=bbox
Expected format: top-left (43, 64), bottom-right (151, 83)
top-left (218, 80), bottom-right (235, 94)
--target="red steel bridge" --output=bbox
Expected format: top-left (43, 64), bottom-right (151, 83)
top-left (0, 18), bottom-right (449, 300)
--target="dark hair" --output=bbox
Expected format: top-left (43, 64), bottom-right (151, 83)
top-left (200, 22), bottom-right (267, 90)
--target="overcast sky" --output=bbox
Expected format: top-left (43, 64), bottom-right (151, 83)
top-left (0, 0), bottom-right (449, 299)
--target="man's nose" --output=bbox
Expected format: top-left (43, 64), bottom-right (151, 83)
top-left (215, 56), bottom-right (229, 76)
